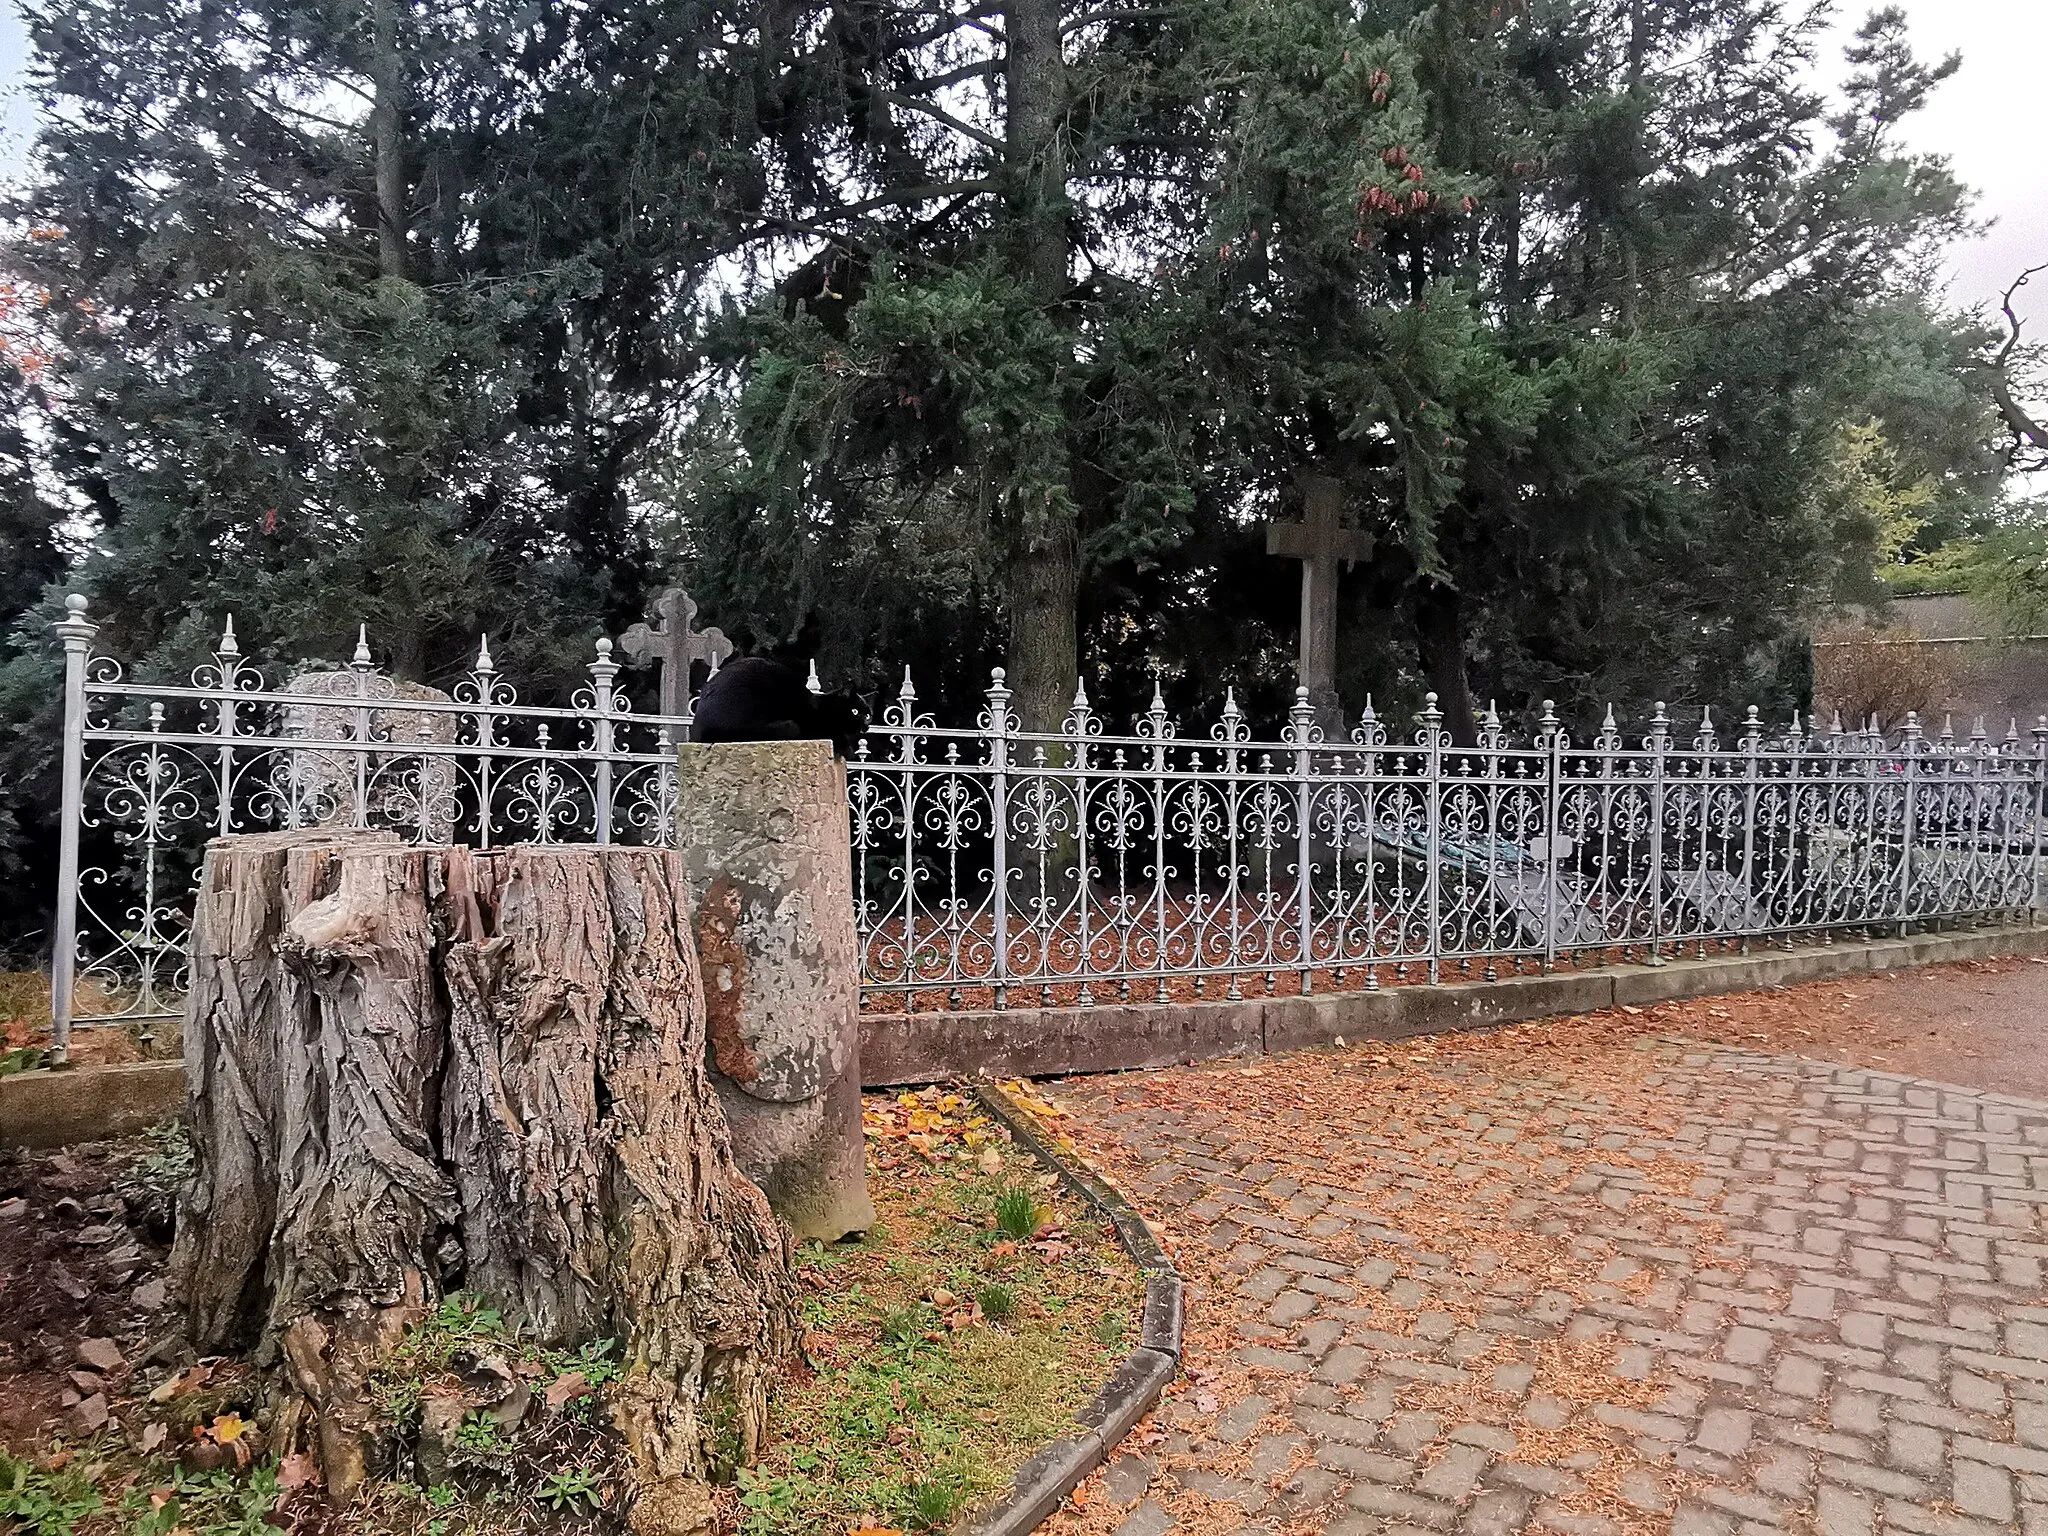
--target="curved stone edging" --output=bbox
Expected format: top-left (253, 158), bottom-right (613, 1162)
top-left (956, 1082), bottom-right (1183, 1536)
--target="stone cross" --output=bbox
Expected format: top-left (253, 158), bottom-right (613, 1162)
top-left (619, 588), bottom-right (733, 718)
top-left (1267, 471), bottom-right (1371, 728)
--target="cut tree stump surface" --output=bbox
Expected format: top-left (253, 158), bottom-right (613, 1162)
top-left (1037, 968), bottom-right (2048, 1536)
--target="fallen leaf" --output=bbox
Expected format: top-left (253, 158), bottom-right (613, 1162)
top-left (137, 1422), bottom-right (167, 1454)
top-left (543, 1370), bottom-right (592, 1410)
top-left (149, 1364), bottom-right (211, 1403)
top-left (278, 1452), bottom-right (321, 1490)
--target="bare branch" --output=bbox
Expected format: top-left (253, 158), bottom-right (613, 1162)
top-left (872, 89), bottom-right (1006, 151)
top-left (1062, 5), bottom-right (1169, 34)
top-left (1985, 263), bottom-right (2048, 469)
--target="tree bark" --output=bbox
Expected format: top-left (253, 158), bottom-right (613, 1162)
top-left (1006, 519), bottom-right (1081, 733)
top-left (1002, 0), bottom-right (1080, 736)
top-left (170, 835), bottom-right (797, 1531)
top-left (1413, 582), bottom-right (1481, 747)
top-left (371, 0), bottom-right (407, 279)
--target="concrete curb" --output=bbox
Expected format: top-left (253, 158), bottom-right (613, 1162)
top-left (0, 1059), bottom-right (185, 1149)
top-left (863, 922), bottom-right (2048, 1086)
top-left (958, 1082), bottom-right (1182, 1536)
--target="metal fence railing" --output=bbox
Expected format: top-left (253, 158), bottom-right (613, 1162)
top-left (42, 598), bottom-right (2048, 1056)
top-left (850, 672), bottom-right (2045, 1009)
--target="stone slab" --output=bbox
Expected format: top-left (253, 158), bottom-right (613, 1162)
top-left (861, 924), bottom-right (2045, 1086)
top-left (0, 1060), bottom-right (185, 1149)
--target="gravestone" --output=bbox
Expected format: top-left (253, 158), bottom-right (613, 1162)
top-left (1268, 471), bottom-right (1372, 739)
top-left (621, 588), bottom-right (733, 720)
top-left (279, 640), bottom-right (458, 841)
top-left (674, 740), bottom-right (875, 1244)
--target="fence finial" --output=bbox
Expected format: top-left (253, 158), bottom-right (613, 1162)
top-left (352, 625), bottom-right (372, 667)
top-left (806, 659), bottom-right (822, 696)
top-left (218, 614), bottom-right (238, 656)
top-left (476, 633), bottom-right (494, 671)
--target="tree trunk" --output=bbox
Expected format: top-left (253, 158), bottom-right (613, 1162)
top-left (371, 0), bottom-right (407, 279)
top-left (170, 833), bottom-right (797, 1532)
top-left (1002, 0), bottom-right (1079, 737)
top-left (1414, 582), bottom-right (1481, 747)
top-left (1006, 520), bottom-right (1081, 733)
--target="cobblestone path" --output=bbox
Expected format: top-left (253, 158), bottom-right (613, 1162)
top-left (1042, 1021), bottom-right (2048, 1536)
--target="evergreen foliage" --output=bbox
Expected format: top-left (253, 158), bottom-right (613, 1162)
top-left (0, 0), bottom-right (2027, 948)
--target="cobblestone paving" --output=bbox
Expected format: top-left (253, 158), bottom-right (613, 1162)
top-left (1045, 1032), bottom-right (2048, 1536)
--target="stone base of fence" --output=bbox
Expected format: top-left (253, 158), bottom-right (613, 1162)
top-left (857, 922), bottom-right (2048, 1085)
top-left (7, 923), bottom-right (2046, 1148)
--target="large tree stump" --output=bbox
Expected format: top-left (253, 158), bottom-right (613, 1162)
top-left (169, 834), bottom-right (797, 1532)
top-left (674, 741), bottom-right (875, 1243)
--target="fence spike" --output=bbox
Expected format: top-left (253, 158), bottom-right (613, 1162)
top-left (218, 614), bottom-right (239, 656)
top-left (353, 625), bottom-right (372, 667)
top-left (806, 659), bottom-right (822, 696)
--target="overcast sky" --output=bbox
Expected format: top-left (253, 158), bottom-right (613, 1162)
top-left (0, 0), bottom-right (2038, 329)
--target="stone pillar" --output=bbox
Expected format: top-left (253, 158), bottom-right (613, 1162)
top-left (674, 741), bottom-right (875, 1243)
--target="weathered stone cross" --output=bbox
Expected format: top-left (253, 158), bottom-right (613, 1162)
top-left (620, 587), bottom-right (733, 718)
top-left (1267, 471), bottom-right (1371, 727)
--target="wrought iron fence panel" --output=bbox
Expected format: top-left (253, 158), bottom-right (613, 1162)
top-left (42, 597), bottom-right (2048, 1055)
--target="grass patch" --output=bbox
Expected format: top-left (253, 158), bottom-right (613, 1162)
top-left (0, 1088), bottom-right (1142, 1536)
top-left (727, 1089), bottom-right (1143, 1534)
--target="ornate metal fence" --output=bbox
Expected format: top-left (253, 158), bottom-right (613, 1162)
top-left (850, 672), bottom-right (2047, 1009)
top-left (43, 597), bottom-right (2048, 1057)
top-left (47, 600), bottom-right (689, 1057)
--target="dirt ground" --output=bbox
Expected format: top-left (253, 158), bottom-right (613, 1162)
top-left (1641, 952), bottom-right (2048, 1101)
top-left (0, 1137), bottom-right (174, 1450)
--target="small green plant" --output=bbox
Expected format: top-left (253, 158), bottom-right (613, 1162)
top-left (131, 1464), bottom-right (285, 1536)
top-left (975, 1282), bottom-right (1016, 1323)
top-left (993, 1186), bottom-right (1044, 1241)
top-left (537, 1466), bottom-right (606, 1512)
top-left (450, 1412), bottom-right (514, 1470)
top-left (0, 1046), bottom-right (46, 1078)
top-left (0, 1451), bottom-right (102, 1536)
top-left (879, 1303), bottom-right (930, 1345)
top-left (1094, 1314), bottom-right (1126, 1350)
top-left (906, 1472), bottom-right (963, 1531)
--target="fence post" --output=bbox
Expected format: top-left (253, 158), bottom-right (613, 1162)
top-left (349, 626), bottom-right (373, 829)
top-left (49, 594), bottom-right (98, 1063)
top-left (987, 668), bottom-right (1011, 1010)
top-left (589, 637), bottom-right (618, 845)
top-left (1647, 703), bottom-right (1669, 966)
top-left (1289, 686), bottom-right (1315, 994)
top-left (211, 617), bottom-right (242, 835)
top-left (1420, 692), bottom-right (1444, 985)
top-left (2031, 716), bottom-right (2047, 927)
top-left (1540, 700), bottom-right (1561, 973)
top-left (1740, 706), bottom-right (1761, 952)
top-left (1899, 712), bottom-right (1921, 935)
